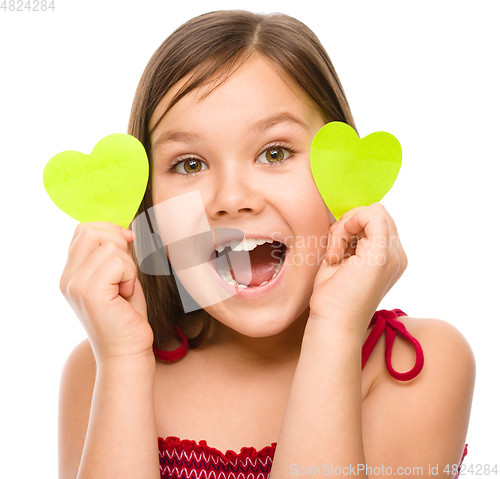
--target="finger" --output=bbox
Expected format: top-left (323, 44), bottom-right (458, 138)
top-left (325, 229), bottom-right (357, 264)
top-left (66, 223), bottom-right (133, 278)
top-left (325, 208), bottom-right (368, 264)
top-left (354, 203), bottom-right (404, 260)
top-left (68, 222), bottom-right (132, 255)
top-left (370, 203), bottom-right (408, 272)
top-left (343, 204), bottom-right (390, 258)
top-left (65, 241), bottom-right (137, 298)
top-left (380, 207), bottom-right (404, 255)
top-left (88, 251), bottom-right (138, 303)
top-left (124, 278), bottom-right (148, 320)
top-left (343, 235), bottom-right (361, 259)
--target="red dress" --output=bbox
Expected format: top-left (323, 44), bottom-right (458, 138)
top-left (155, 309), bottom-right (468, 479)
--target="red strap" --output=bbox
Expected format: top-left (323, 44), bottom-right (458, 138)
top-left (155, 310), bottom-right (425, 377)
top-left (362, 309), bottom-right (424, 381)
top-left (153, 326), bottom-right (189, 362)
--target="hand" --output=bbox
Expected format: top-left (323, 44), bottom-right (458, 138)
top-left (59, 221), bottom-right (153, 363)
top-left (309, 203), bottom-right (408, 338)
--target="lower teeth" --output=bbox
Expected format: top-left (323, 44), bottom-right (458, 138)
top-left (216, 253), bottom-right (284, 289)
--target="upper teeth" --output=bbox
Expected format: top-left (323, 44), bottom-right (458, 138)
top-left (215, 238), bottom-right (274, 253)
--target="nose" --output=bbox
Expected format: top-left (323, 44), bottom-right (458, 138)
top-left (204, 163), bottom-right (266, 219)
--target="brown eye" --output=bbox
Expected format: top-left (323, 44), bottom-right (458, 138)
top-left (184, 159), bottom-right (202, 173)
top-left (171, 157), bottom-right (207, 175)
top-left (257, 145), bottom-right (292, 165)
top-left (266, 148), bottom-right (285, 163)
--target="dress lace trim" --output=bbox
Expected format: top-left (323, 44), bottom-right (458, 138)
top-left (159, 436), bottom-right (277, 461)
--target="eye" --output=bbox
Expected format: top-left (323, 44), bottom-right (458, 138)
top-left (171, 158), bottom-right (207, 175)
top-left (257, 144), bottom-right (293, 165)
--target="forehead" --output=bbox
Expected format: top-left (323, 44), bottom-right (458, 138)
top-left (149, 54), bottom-right (323, 141)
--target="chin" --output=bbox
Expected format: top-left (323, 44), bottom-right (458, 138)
top-left (205, 301), bottom-right (307, 339)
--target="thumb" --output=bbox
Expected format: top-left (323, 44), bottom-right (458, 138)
top-left (313, 227), bottom-right (343, 290)
top-left (324, 221), bottom-right (345, 266)
top-left (125, 278), bottom-right (148, 320)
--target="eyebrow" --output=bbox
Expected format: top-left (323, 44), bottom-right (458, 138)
top-left (152, 112), bottom-right (310, 150)
top-left (250, 113), bottom-right (310, 134)
top-left (152, 130), bottom-right (202, 150)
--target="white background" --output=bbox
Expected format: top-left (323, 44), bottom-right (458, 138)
top-left (1, 0), bottom-right (498, 476)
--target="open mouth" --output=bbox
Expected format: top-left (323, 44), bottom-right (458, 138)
top-left (211, 238), bottom-right (287, 289)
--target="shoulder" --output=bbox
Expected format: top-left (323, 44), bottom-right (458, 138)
top-left (362, 315), bottom-right (475, 467)
top-left (364, 314), bottom-right (475, 389)
top-left (60, 338), bottom-right (97, 389)
top-left (370, 314), bottom-right (475, 389)
top-left (395, 315), bottom-right (475, 379)
top-left (59, 338), bottom-right (97, 424)
top-left (58, 338), bottom-right (96, 479)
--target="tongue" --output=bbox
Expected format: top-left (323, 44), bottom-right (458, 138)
top-left (231, 242), bottom-right (282, 286)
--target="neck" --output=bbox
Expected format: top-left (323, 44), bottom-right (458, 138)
top-left (202, 308), bottom-right (310, 369)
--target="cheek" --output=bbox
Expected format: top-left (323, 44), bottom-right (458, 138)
top-left (151, 171), bottom-right (177, 205)
top-left (150, 168), bottom-right (161, 204)
top-left (276, 183), bottom-right (331, 267)
top-left (279, 172), bottom-right (331, 229)
top-left (151, 162), bottom-right (178, 204)
top-left (293, 182), bottom-right (331, 254)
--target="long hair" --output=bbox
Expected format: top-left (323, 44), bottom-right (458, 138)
top-left (127, 10), bottom-right (357, 351)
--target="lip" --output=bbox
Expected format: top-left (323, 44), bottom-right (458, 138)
top-left (209, 241), bottom-right (289, 299)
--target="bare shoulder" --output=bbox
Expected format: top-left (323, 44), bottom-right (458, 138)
top-left (362, 315), bottom-right (475, 470)
top-left (395, 315), bottom-right (475, 377)
top-left (59, 338), bottom-right (97, 400)
top-left (62, 337), bottom-right (97, 371)
top-left (372, 314), bottom-right (476, 397)
top-left (58, 338), bottom-right (97, 479)
top-left (363, 315), bottom-right (475, 390)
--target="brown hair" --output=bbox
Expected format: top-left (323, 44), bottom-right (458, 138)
top-left (127, 9), bottom-right (357, 352)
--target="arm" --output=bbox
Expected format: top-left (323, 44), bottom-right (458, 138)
top-left (361, 317), bottom-right (475, 476)
top-left (270, 315), bottom-right (474, 479)
top-left (269, 203), bottom-right (397, 478)
top-left (58, 222), bottom-right (160, 478)
top-left (271, 203), bottom-right (474, 478)
top-left (58, 339), bottom-right (161, 479)
top-left (270, 317), bottom-right (367, 478)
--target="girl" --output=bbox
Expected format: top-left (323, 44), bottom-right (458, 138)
top-left (58, 10), bottom-right (474, 479)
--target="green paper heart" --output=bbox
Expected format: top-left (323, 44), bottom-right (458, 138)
top-left (43, 133), bottom-right (149, 228)
top-left (310, 121), bottom-right (402, 220)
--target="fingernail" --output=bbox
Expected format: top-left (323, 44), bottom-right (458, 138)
top-left (121, 228), bottom-right (133, 240)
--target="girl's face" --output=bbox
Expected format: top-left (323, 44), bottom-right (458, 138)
top-left (149, 54), bottom-right (333, 339)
